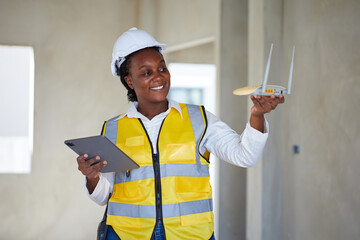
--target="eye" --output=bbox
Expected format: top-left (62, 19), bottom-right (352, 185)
top-left (159, 67), bottom-right (167, 72)
top-left (143, 70), bottom-right (151, 76)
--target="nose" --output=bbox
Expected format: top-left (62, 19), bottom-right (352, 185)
top-left (153, 70), bottom-right (163, 81)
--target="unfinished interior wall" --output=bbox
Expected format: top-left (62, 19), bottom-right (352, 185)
top-left (280, 1), bottom-right (360, 239)
top-left (217, 0), bottom-right (249, 239)
top-left (247, 0), bottom-right (360, 239)
top-left (0, 0), bottom-right (137, 239)
top-left (146, 0), bottom-right (218, 64)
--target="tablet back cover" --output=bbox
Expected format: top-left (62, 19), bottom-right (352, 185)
top-left (65, 135), bottom-right (139, 173)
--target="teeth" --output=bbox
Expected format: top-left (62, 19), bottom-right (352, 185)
top-left (151, 85), bottom-right (163, 90)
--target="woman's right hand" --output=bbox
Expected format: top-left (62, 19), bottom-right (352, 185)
top-left (76, 154), bottom-right (107, 193)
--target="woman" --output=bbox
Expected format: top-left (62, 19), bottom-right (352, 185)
top-left (77, 27), bottom-right (284, 240)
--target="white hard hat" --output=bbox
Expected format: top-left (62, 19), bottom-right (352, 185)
top-left (111, 27), bottom-right (167, 77)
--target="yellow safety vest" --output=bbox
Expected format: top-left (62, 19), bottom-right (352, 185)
top-left (102, 103), bottom-right (213, 240)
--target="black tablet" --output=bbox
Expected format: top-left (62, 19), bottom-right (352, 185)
top-left (65, 135), bottom-right (139, 173)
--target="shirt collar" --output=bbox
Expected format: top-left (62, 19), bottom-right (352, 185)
top-left (114, 99), bottom-right (183, 121)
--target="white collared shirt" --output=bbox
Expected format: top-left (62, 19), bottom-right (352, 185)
top-left (113, 99), bottom-right (183, 154)
top-left (87, 99), bottom-right (269, 205)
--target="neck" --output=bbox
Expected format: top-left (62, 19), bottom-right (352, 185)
top-left (137, 100), bottom-right (169, 120)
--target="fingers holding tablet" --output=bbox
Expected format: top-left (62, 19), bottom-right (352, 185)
top-left (77, 154), bottom-right (107, 179)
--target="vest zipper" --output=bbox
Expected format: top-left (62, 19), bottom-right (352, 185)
top-left (154, 118), bottom-right (167, 240)
top-left (138, 119), bottom-right (166, 239)
top-left (153, 153), bottom-right (163, 223)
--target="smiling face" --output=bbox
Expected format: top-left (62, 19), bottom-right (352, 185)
top-left (124, 48), bottom-right (170, 109)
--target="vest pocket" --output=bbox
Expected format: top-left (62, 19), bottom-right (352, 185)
top-left (124, 136), bottom-right (152, 166)
top-left (175, 176), bottom-right (213, 226)
top-left (175, 176), bottom-right (210, 193)
top-left (108, 215), bottom-right (141, 229)
top-left (125, 135), bottom-right (144, 147)
top-left (166, 144), bottom-right (196, 164)
top-left (113, 181), bottom-right (144, 203)
top-left (180, 211), bottom-right (213, 226)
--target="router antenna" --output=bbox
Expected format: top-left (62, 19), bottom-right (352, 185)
top-left (287, 46), bottom-right (295, 94)
top-left (262, 43), bottom-right (273, 93)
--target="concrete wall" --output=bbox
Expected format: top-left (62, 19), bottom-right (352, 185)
top-left (247, 0), bottom-right (360, 239)
top-left (0, 0), bottom-right (136, 239)
top-left (217, 0), bottom-right (249, 239)
top-left (147, 0), bottom-right (218, 65)
top-left (281, 0), bottom-right (360, 239)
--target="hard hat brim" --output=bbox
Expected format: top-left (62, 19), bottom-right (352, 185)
top-left (111, 43), bottom-right (167, 77)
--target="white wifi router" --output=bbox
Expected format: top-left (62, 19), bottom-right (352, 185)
top-left (233, 44), bottom-right (295, 96)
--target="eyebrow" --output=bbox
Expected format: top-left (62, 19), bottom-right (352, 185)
top-left (138, 59), bottom-right (165, 70)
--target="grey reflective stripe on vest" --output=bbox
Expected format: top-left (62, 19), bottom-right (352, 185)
top-left (108, 199), bottom-right (212, 219)
top-left (115, 164), bottom-right (209, 184)
top-left (108, 202), bottom-right (156, 219)
top-left (103, 115), bottom-right (119, 144)
top-left (186, 104), bottom-right (206, 165)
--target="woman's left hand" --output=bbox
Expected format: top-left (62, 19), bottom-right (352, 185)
top-left (249, 94), bottom-right (285, 132)
top-left (250, 94), bottom-right (285, 116)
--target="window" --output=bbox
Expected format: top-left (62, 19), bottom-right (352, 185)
top-left (0, 45), bottom-right (34, 173)
top-left (168, 63), bottom-right (216, 114)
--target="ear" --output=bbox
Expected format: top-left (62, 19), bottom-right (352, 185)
top-left (124, 76), bottom-right (134, 90)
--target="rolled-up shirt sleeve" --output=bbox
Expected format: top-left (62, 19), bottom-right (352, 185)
top-left (200, 111), bottom-right (269, 167)
top-left (85, 172), bottom-right (114, 205)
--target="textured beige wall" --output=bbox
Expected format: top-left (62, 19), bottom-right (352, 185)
top-left (147, 0), bottom-right (218, 64)
top-left (0, 0), bottom-right (136, 239)
top-left (280, 1), bottom-right (360, 239)
top-left (247, 0), bottom-right (265, 238)
top-left (247, 0), bottom-right (360, 240)
top-left (217, 0), bottom-right (249, 239)
top-left (154, 0), bottom-right (218, 46)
